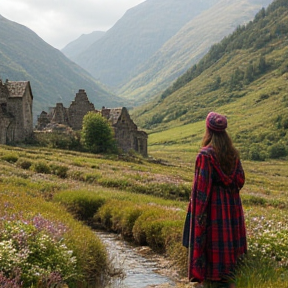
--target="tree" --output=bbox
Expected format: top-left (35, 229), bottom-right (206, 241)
top-left (244, 62), bottom-right (254, 84)
top-left (81, 112), bottom-right (116, 153)
top-left (258, 55), bottom-right (267, 73)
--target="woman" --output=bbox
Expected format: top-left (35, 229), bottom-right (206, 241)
top-left (185, 112), bottom-right (247, 288)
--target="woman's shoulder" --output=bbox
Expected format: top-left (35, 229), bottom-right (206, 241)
top-left (198, 145), bottom-right (215, 157)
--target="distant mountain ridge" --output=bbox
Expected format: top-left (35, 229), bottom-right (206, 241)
top-left (0, 15), bottom-right (125, 120)
top-left (65, 0), bottom-right (273, 104)
top-left (72, 0), bottom-right (219, 88)
top-left (61, 31), bottom-right (105, 59)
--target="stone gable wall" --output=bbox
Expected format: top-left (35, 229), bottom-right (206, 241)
top-left (0, 80), bottom-right (33, 144)
top-left (68, 90), bottom-right (95, 130)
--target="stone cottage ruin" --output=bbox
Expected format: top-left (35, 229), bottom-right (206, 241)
top-left (0, 79), bottom-right (33, 144)
top-left (36, 89), bottom-right (148, 156)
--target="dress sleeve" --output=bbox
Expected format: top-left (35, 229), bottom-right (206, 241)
top-left (235, 159), bottom-right (245, 189)
top-left (188, 152), bottom-right (213, 282)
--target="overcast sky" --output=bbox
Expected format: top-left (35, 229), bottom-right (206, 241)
top-left (1, 0), bottom-right (146, 49)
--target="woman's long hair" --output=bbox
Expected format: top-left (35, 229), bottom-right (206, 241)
top-left (202, 128), bottom-right (239, 174)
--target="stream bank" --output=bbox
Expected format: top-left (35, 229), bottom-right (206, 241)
top-left (96, 231), bottom-right (182, 288)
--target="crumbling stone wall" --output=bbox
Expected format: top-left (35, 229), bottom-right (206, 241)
top-left (68, 89), bottom-right (95, 130)
top-left (102, 107), bottom-right (148, 157)
top-left (0, 79), bottom-right (33, 144)
top-left (36, 90), bottom-right (148, 156)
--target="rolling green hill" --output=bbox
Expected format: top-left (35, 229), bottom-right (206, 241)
top-left (132, 0), bottom-right (288, 161)
top-left (118, 0), bottom-right (273, 103)
top-left (0, 15), bottom-right (126, 120)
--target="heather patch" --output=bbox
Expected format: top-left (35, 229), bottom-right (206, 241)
top-left (0, 215), bottom-right (77, 287)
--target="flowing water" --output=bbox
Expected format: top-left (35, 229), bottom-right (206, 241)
top-left (96, 231), bottom-right (176, 288)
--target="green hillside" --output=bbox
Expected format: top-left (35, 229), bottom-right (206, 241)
top-left (118, 0), bottom-right (273, 103)
top-left (1, 141), bottom-right (288, 287)
top-left (132, 0), bottom-right (288, 161)
top-left (0, 15), bottom-right (125, 119)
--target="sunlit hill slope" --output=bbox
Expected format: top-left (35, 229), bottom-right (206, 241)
top-left (132, 0), bottom-right (288, 161)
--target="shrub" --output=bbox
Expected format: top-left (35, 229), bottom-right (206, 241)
top-left (68, 170), bottom-right (85, 181)
top-left (50, 164), bottom-right (69, 178)
top-left (268, 143), bottom-right (287, 158)
top-left (35, 131), bottom-right (83, 151)
top-left (0, 218), bottom-right (77, 288)
top-left (1, 154), bottom-right (18, 163)
top-left (16, 159), bottom-right (32, 169)
top-left (161, 221), bottom-right (187, 274)
top-left (95, 204), bottom-right (113, 231)
top-left (95, 200), bottom-right (144, 239)
top-left (247, 216), bottom-right (288, 268)
top-left (54, 190), bottom-right (106, 222)
top-left (81, 112), bottom-right (116, 153)
top-left (144, 220), bottom-right (167, 252)
top-left (120, 206), bottom-right (144, 239)
top-left (32, 161), bottom-right (51, 174)
top-left (84, 173), bottom-right (101, 183)
top-left (132, 208), bottom-right (165, 246)
top-left (242, 195), bottom-right (267, 206)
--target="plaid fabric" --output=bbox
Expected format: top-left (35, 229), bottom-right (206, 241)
top-left (187, 146), bottom-right (247, 282)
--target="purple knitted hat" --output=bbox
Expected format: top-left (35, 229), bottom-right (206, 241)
top-left (206, 112), bottom-right (227, 132)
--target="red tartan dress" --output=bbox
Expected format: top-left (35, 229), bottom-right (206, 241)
top-left (187, 145), bottom-right (247, 282)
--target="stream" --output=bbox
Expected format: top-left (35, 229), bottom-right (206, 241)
top-left (96, 231), bottom-right (176, 288)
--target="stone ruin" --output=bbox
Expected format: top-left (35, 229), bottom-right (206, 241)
top-left (0, 79), bottom-right (33, 144)
top-left (36, 89), bottom-right (148, 157)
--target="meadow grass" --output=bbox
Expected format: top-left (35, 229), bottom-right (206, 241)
top-left (0, 143), bottom-right (288, 287)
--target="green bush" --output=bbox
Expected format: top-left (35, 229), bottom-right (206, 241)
top-left (54, 190), bottom-right (106, 222)
top-left (1, 154), bottom-right (19, 163)
top-left (268, 143), bottom-right (287, 158)
top-left (161, 221), bottom-right (187, 274)
top-left (50, 164), bottom-right (69, 178)
top-left (248, 146), bottom-right (266, 161)
top-left (120, 206), bottom-right (144, 239)
top-left (0, 218), bottom-right (77, 287)
top-left (81, 112), bottom-right (117, 153)
top-left (35, 131), bottom-right (83, 151)
top-left (32, 161), bottom-right (51, 174)
top-left (96, 200), bottom-right (144, 239)
top-left (98, 177), bottom-right (131, 189)
top-left (16, 159), bottom-right (32, 169)
top-left (84, 173), bottom-right (102, 183)
top-left (68, 170), bottom-right (85, 181)
top-left (144, 220), bottom-right (167, 252)
top-left (242, 195), bottom-right (267, 206)
top-left (95, 202), bottom-right (114, 231)
top-left (132, 208), bottom-right (165, 246)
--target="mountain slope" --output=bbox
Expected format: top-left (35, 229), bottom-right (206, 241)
top-left (118, 0), bottom-right (273, 103)
top-left (61, 31), bottom-right (105, 59)
top-left (0, 15), bottom-right (125, 119)
top-left (73, 0), bottom-right (219, 89)
top-left (132, 0), bottom-right (288, 160)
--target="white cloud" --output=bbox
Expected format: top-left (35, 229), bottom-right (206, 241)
top-left (0, 0), bottom-right (145, 49)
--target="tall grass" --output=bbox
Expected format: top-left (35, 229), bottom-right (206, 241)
top-left (0, 143), bottom-right (288, 287)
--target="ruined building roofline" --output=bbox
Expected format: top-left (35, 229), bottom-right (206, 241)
top-left (3, 80), bottom-right (34, 100)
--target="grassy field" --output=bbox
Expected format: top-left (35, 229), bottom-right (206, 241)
top-left (0, 141), bottom-right (288, 287)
